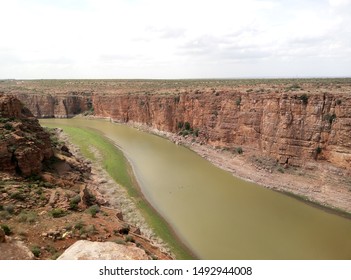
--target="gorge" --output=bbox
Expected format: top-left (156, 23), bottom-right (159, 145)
top-left (1, 79), bottom-right (351, 259)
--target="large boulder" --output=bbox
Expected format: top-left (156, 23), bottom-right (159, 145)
top-left (0, 240), bottom-right (35, 260)
top-left (57, 240), bottom-right (149, 260)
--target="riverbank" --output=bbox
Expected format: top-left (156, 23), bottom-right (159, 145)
top-left (124, 120), bottom-right (351, 216)
top-left (42, 122), bottom-right (195, 260)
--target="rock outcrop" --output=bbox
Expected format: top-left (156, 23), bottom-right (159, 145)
top-left (57, 240), bottom-right (149, 260)
top-left (0, 240), bottom-right (35, 260)
top-left (0, 94), bottom-right (53, 176)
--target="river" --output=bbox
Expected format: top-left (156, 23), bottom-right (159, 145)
top-left (40, 118), bottom-right (351, 259)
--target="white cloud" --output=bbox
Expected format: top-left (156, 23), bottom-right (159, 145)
top-left (329, 0), bottom-right (351, 7)
top-left (0, 0), bottom-right (350, 78)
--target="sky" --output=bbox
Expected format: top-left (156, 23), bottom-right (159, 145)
top-left (0, 0), bottom-right (350, 79)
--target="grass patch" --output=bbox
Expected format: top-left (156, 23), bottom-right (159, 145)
top-left (49, 208), bottom-right (67, 218)
top-left (41, 122), bottom-right (194, 260)
top-left (18, 211), bottom-right (38, 224)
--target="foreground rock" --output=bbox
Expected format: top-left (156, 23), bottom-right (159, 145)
top-left (0, 240), bottom-right (34, 260)
top-left (57, 240), bottom-right (149, 260)
top-left (0, 94), bottom-right (53, 176)
top-left (0, 95), bottom-right (172, 260)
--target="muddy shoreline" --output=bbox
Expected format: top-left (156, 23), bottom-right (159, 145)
top-left (54, 129), bottom-right (176, 257)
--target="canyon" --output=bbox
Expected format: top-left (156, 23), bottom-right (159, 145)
top-left (1, 79), bottom-right (350, 171)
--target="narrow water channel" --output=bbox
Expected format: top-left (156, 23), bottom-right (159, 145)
top-left (41, 118), bottom-right (351, 259)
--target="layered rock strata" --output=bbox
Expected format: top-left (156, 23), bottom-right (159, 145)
top-left (92, 91), bottom-right (351, 170)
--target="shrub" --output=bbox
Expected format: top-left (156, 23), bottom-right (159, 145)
top-left (74, 220), bottom-right (85, 230)
top-left (117, 223), bottom-right (130, 235)
top-left (86, 225), bottom-right (98, 235)
top-left (236, 97), bottom-right (241, 106)
top-left (184, 122), bottom-right (191, 130)
top-left (31, 246), bottom-right (41, 258)
top-left (3, 204), bottom-right (14, 214)
top-left (299, 94), bottom-right (308, 105)
top-left (1, 224), bottom-right (11, 235)
top-left (18, 211), bottom-right (38, 224)
top-left (49, 208), bottom-right (67, 218)
top-left (0, 118), bottom-right (10, 123)
top-left (324, 113), bottom-right (336, 125)
top-left (4, 123), bottom-right (13, 131)
top-left (87, 205), bottom-right (100, 218)
top-left (236, 147), bottom-right (243, 154)
top-left (69, 195), bottom-right (81, 210)
top-left (10, 191), bottom-right (26, 201)
top-left (315, 146), bottom-right (322, 155)
top-left (336, 99), bottom-right (342, 105)
top-left (177, 121), bottom-right (184, 130)
top-left (114, 239), bottom-right (126, 245)
top-left (125, 235), bottom-right (135, 243)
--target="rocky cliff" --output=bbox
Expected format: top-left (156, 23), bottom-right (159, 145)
top-left (13, 92), bottom-right (92, 118)
top-left (0, 94), bottom-right (53, 176)
top-left (1, 80), bottom-right (350, 170)
top-left (92, 89), bottom-right (351, 170)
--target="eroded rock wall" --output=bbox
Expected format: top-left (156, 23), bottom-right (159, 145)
top-left (92, 91), bottom-right (351, 169)
top-left (13, 92), bottom-right (92, 118)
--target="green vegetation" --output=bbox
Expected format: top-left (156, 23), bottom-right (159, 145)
top-left (1, 224), bottom-right (12, 235)
top-left (18, 211), bottom-right (38, 224)
top-left (316, 146), bottom-right (322, 155)
top-left (177, 121), bottom-right (199, 138)
top-left (10, 191), bottom-right (26, 201)
top-left (114, 239), bottom-right (127, 245)
top-left (87, 204), bottom-right (100, 218)
top-left (286, 83), bottom-right (302, 91)
top-left (0, 118), bottom-right (11, 123)
top-left (277, 167), bottom-right (285, 173)
top-left (4, 123), bottom-right (14, 131)
top-left (3, 204), bottom-right (14, 214)
top-left (236, 147), bottom-right (243, 154)
top-left (323, 113), bottom-right (336, 125)
top-left (69, 195), bottom-right (81, 210)
top-left (74, 220), bottom-right (86, 230)
top-left (299, 94), bottom-right (309, 105)
top-left (125, 235), bottom-right (135, 243)
top-left (236, 96), bottom-right (241, 106)
top-left (31, 246), bottom-right (41, 258)
top-left (42, 123), bottom-right (194, 260)
top-left (49, 208), bottom-right (67, 218)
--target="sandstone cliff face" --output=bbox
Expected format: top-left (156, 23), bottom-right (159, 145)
top-left (13, 92), bottom-right (92, 118)
top-left (92, 91), bottom-right (351, 170)
top-left (0, 94), bottom-right (53, 176)
top-left (2, 81), bottom-right (350, 171)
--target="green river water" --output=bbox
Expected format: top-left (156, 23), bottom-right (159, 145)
top-left (40, 118), bottom-right (351, 260)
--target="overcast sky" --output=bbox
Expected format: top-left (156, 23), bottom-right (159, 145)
top-left (0, 0), bottom-right (350, 79)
